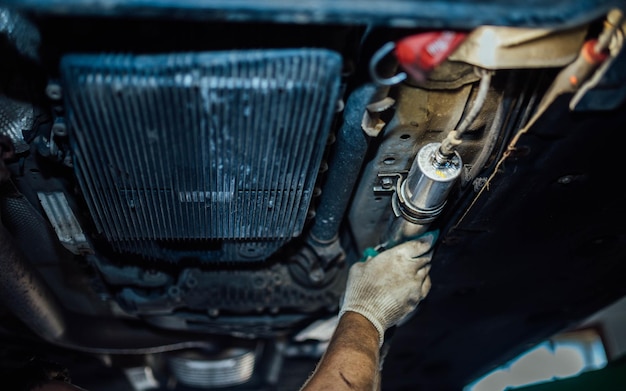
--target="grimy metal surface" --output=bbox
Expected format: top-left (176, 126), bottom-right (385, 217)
top-left (61, 49), bottom-right (341, 258)
top-left (3, 0), bottom-right (621, 30)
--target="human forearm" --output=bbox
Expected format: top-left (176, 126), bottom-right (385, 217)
top-left (300, 232), bottom-right (436, 391)
top-left (300, 312), bottom-right (380, 391)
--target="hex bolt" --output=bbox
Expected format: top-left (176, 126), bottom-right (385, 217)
top-left (309, 268), bottom-right (325, 284)
top-left (52, 123), bottom-right (67, 137)
top-left (381, 177), bottom-right (394, 189)
top-left (45, 83), bottom-right (63, 100)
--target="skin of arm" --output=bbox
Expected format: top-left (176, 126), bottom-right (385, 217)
top-left (300, 311), bottom-right (381, 391)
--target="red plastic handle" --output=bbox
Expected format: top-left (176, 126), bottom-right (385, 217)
top-left (394, 31), bottom-right (467, 81)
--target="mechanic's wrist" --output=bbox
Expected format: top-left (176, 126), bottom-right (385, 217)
top-left (339, 309), bottom-right (385, 347)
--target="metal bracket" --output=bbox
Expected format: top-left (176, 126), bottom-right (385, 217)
top-left (37, 191), bottom-right (94, 255)
top-left (373, 171), bottom-right (407, 194)
top-left (362, 97), bottom-right (396, 137)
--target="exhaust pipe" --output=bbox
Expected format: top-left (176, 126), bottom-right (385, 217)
top-left (0, 223), bottom-right (66, 340)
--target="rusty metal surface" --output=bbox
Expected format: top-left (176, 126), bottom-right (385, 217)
top-left (450, 25), bottom-right (589, 70)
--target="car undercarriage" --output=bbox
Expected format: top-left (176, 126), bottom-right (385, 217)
top-left (1, 1), bottom-right (626, 390)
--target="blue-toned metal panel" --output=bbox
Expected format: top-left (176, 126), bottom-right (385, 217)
top-left (61, 49), bottom-right (342, 258)
top-left (3, 0), bottom-right (621, 29)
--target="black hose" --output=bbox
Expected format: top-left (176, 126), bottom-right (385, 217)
top-left (310, 84), bottom-right (378, 243)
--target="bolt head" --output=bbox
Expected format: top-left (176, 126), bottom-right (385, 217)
top-left (381, 177), bottom-right (394, 189)
top-left (310, 269), bottom-right (325, 283)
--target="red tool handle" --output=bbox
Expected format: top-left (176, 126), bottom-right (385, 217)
top-left (394, 31), bottom-right (468, 81)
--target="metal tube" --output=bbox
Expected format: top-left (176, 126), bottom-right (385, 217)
top-left (455, 69), bottom-right (492, 136)
top-left (595, 9), bottom-right (623, 54)
top-left (384, 219), bottom-right (430, 249)
top-left (0, 223), bottom-right (66, 340)
top-left (440, 69), bottom-right (492, 156)
top-left (0, 188), bottom-right (219, 353)
top-left (0, 220), bottom-right (230, 354)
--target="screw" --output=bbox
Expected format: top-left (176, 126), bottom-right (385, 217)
top-left (381, 177), bottom-right (394, 189)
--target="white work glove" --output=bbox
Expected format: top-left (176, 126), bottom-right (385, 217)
top-left (338, 231), bottom-right (436, 347)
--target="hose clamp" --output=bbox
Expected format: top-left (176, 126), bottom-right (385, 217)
top-left (391, 176), bottom-right (446, 224)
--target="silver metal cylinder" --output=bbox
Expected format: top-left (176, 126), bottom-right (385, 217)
top-left (384, 219), bottom-right (430, 249)
top-left (383, 142), bottom-right (462, 246)
top-left (404, 143), bottom-right (462, 212)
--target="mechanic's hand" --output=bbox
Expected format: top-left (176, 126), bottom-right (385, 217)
top-left (338, 231), bottom-right (436, 347)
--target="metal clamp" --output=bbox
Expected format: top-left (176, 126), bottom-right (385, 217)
top-left (391, 176), bottom-right (446, 225)
top-left (374, 171), bottom-right (407, 194)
